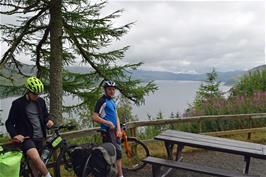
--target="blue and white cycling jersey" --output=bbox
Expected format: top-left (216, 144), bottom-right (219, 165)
top-left (94, 95), bottom-right (117, 130)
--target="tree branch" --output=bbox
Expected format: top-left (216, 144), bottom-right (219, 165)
top-left (36, 26), bottom-right (50, 77)
top-left (63, 20), bottom-right (138, 103)
top-left (0, 7), bottom-right (49, 66)
top-left (0, 0), bottom-right (46, 15)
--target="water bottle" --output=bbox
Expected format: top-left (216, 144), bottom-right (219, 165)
top-left (41, 148), bottom-right (50, 161)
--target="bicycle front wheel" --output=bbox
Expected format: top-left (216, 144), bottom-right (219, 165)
top-left (55, 145), bottom-right (76, 177)
top-left (121, 137), bottom-right (149, 171)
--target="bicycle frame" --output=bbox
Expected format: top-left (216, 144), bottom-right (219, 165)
top-left (121, 125), bottom-right (133, 159)
top-left (122, 130), bottom-right (132, 158)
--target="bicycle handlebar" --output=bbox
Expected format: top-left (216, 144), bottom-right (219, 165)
top-left (48, 124), bottom-right (76, 131)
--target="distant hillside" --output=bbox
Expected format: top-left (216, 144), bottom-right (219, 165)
top-left (249, 65), bottom-right (266, 72)
top-left (0, 65), bottom-right (246, 85)
top-left (67, 66), bottom-right (244, 83)
top-left (0, 64), bottom-right (33, 86)
top-left (226, 65), bottom-right (266, 85)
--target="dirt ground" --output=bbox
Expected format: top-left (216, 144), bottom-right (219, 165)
top-left (124, 150), bottom-right (266, 177)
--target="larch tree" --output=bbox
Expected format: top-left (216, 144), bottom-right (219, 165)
top-left (0, 0), bottom-right (157, 123)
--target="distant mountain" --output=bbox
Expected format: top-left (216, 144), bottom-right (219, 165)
top-left (130, 70), bottom-right (244, 83)
top-left (66, 66), bottom-right (244, 84)
top-left (130, 70), bottom-right (204, 81)
top-left (0, 65), bottom-right (246, 85)
top-left (66, 66), bottom-right (91, 73)
top-left (249, 65), bottom-right (266, 72)
top-left (225, 65), bottom-right (266, 85)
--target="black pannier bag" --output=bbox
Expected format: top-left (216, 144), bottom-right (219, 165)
top-left (70, 143), bottom-right (116, 177)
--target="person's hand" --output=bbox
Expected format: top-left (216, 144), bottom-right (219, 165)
top-left (116, 130), bottom-right (122, 139)
top-left (13, 135), bottom-right (25, 143)
top-left (107, 121), bottom-right (115, 130)
top-left (46, 120), bottom-right (54, 128)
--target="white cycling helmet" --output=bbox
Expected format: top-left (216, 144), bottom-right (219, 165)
top-left (103, 80), bottom-right (116, 89)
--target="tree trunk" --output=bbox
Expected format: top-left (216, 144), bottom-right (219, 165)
top-left (49, 0), bottom-right (63, 122)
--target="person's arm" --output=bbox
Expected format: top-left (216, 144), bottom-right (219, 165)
top-left (92, 98), bottom-right (115, 129)
top-left (116, 111), bottom-right (122, 139)
top-left (41, 99), bottom-right (54, 128)
top-left (5, 102), bottom-right (18, 138)
top-left (92, 112), bottom-right (115, 129)
top-left (5, 103), bottom-right (25, 142)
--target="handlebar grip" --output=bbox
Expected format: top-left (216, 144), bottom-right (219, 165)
top-left (66, 125), bottom-right (76, 130)
top-left (48, 124), bottom-right (76, 131)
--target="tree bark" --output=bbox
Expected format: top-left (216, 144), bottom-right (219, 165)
top-left (49, 0), bottom-right (63, 122)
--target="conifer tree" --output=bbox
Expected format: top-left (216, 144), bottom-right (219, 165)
top-left (0, 0), bottom-right (157, 121)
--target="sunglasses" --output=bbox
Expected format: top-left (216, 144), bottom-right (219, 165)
top-left (30, 92), bottom-right (40, 96)
top-left (106, 87), bottom-right (116, 91)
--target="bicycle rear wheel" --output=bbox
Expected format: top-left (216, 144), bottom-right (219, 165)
top-left (121, 137), bottom-right (149, 171)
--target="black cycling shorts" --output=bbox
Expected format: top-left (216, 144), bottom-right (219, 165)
top-left (101, 131), bottom-right (122, 160)
top-left (21, 139), bottom-right (44, 154)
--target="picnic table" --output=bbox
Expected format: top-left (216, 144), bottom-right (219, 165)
top-left (143, 130), bottom-right (266, 177)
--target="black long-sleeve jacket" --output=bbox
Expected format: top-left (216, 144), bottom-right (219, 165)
top-left (5, 95), bottom-right (49, 138)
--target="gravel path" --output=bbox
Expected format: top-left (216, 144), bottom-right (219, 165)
top-left (124, 150), bottom-right (266, 177)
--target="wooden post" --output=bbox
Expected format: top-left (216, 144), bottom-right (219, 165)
top-left (129, 127), bottom-right (137, 137)
top-left (248, 116), bottom-right (252, 140)
top-left (199, 120), bottom-right (202, 133)
top-left (243, 156), bottom-right (251, 174)
top-left (152, 164), bottom-right (161, 177)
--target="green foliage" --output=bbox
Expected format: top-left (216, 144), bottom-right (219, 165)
top-left (186, 68), bottom-right (224, 116)
top-left (194, 68), bottom-right (223, 109)
top-left (171, 112), bottom-right (179, 118)
top-left (117, 96), bottom-right (138, 123)
top-left (0, 110), bottom-right (3, 137)
top-left (0, 110), bottom-right (2, 125)
top-left (186, 68), bottom-right (266, 117)
top-left (231, 69), bottom-right (266, 97)
top-left (0, 0), bottom-right (157, 122)
top-left (184, 68), bottom-right (266, 132)
top-left (139, 111), bottom-right (167, 140)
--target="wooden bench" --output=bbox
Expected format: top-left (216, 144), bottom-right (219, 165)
top-left (149, 130), bottom-right (266, 177)
top-left (143, 156), bottom-right (259, 177)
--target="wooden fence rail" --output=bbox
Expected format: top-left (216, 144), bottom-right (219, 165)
top-left (60, 113), bottom-right (266, 139)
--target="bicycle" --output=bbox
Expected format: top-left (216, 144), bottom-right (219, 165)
top-left (99, 123), bottom-right (150, 171)
top-left (0, 124), bottom-right (76, 177)
top-left (120, 123), bottom-right (150, 171)
top-left (45, 125), bottom-right (76, 177)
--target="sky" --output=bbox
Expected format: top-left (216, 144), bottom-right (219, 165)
top-left (104, 0), bottom-right (265, 73)
top-left (0, 0), bottom-right (265, 74)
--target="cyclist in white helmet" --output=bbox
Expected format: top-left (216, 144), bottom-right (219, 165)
top-left (92, 80), bottom-right (124, 177)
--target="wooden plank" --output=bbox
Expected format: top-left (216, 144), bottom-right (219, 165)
top-left (204, 127), bottom-right (266, 137)
top-left (59, 127), bottom-right (100, 139)
top-left (143, 157), bottom-right (259, 177)
top-left (142, 127), bottom-right (266, 145)
top-left (165, 130), bottom-right (264, 150)
top-left (251, 115), bottom-right (266, 119)
top-left (155, 135), bottom-right (266, 159)
top-left (156, 134), bottom-right (263, 154)
top-left (127, 113), bottom-right (266, 129)
top-left (159, 133), bottom-right (263, 152)
top-left (161, 130), bottom-right (263, 150)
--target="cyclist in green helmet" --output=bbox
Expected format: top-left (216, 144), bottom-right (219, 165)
top-left (6, 76), bottom-right (54, 177)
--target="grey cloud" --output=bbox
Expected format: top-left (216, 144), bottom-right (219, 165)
top-left (1, 1), bottom-right (264, 73)
top-left (105, 1), bottom-right (265, 73)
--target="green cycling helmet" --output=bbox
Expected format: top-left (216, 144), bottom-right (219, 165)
top-left (25, 76), bottom-right (44, 94)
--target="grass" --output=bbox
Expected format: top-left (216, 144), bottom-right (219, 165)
top-left (1, 125), bottom-right (266, 177)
